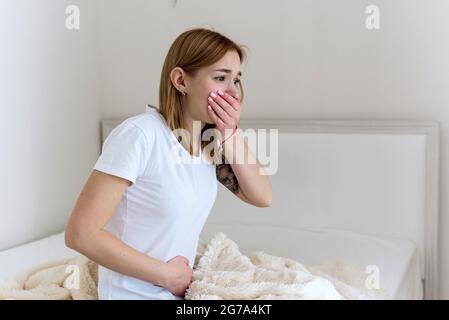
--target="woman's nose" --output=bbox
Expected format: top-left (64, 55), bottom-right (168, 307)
top-left (225, 89), bottom-right (239, 101)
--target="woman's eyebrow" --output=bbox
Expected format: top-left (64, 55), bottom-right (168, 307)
top-left (213, 68), bottom-right (242, 77)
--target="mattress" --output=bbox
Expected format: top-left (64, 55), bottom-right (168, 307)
top-left (0, 232), bottom-right (78, 282)
top-left (0, 227), bottom-right (423, 299)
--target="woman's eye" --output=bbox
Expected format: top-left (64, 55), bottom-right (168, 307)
top-left (214, 76), bottom-right (241, 85)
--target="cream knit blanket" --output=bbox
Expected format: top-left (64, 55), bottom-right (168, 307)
top-left (0, 232), bottom-right (387, 300)
top-left (186, 233), bottom-right (386, 300)
top-left (0, 255), bottom-right (98, 300)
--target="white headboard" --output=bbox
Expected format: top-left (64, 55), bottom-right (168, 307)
top-left (100, 115), bottom-right (440, 299)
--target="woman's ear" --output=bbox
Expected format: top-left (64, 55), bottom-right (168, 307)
top-left (170, 67), bottom-right (187, 93)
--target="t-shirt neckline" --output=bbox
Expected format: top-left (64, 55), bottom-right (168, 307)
top-left (150, 109), bottom-right (203, 160)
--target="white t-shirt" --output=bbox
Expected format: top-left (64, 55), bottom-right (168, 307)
top-left (93, 107), bottom-right (218, 300)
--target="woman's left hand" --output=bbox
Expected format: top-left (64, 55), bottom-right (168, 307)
top-left (207, 90), bottom-right (240, 142)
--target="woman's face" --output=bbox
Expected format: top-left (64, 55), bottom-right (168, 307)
top-left (177, 50), bottom-right (242, 125)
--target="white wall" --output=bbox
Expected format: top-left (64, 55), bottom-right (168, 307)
top-left (96, 0), bottom-right (449, 298)
top-left (1, 0), bottom-right (448, 298)
top-left (0, 0), bottom-right (100, 249)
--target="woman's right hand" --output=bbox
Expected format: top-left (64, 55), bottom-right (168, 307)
top-left (163, 255), bottom-right (193, 298)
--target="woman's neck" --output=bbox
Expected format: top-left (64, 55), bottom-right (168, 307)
top-left (182, 112), bottom-right (205, 157)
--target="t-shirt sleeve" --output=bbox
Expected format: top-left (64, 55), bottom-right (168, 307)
top-left (93, 123), bottom-right (150, 185)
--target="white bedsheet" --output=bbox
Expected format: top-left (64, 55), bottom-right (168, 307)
top-left (0, 227), bottom-right (423, 299)
top-left (0, 232), bottom-right (77, 282)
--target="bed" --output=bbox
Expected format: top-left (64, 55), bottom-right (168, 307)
top-left (0, 227), bottom-right (422, 299)
top-left (0, 109), bottom-right (440, 299)
top-left (198, 116), bottom-right (439, 300)
top-left (0, 233), bottom-right (77, 283)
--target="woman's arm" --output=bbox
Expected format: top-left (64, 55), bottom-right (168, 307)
top-left (218, 129), bottom-right (272, 207)
top-left (64, 170), bottom-right (185, 290)
top-left (207, 90), bottom-right (272, 207)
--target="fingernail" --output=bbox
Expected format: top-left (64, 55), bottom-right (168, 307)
top-left (218, 90), bottom-right (224, 95)
top-left (208, 97), bottom-right (214, 102)
top-left (210, 92), bottom-right (217, 98)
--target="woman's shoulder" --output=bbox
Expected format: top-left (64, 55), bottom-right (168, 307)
top-left (121, 107), bottom-right (165, 138)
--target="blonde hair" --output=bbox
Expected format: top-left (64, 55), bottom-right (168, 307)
top-left (158, 27), bottom-right (247, 157)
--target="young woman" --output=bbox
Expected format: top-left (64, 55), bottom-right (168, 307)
top-left (64, 28), bottom-right (272, 300)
